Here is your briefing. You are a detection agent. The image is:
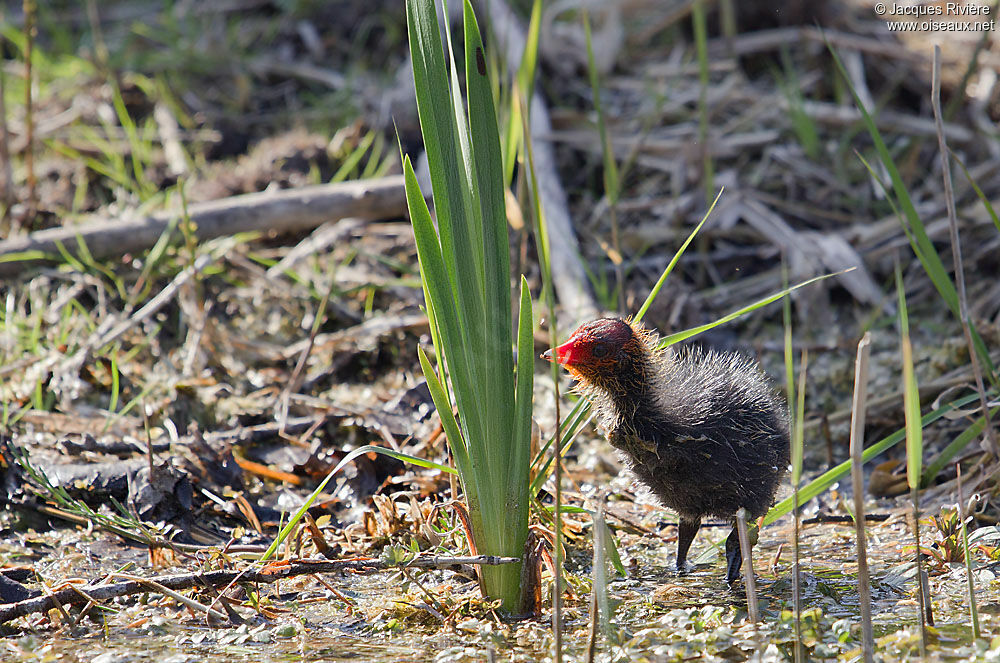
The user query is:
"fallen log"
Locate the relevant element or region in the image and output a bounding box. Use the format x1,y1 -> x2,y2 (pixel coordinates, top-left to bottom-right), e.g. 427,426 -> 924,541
0,175 -> 407,278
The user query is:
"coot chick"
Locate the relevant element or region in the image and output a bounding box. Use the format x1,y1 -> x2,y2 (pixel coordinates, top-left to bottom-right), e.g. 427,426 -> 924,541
542,318 -> 788,584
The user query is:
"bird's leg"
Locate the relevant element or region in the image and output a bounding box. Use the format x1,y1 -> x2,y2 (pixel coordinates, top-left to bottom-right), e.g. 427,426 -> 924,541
724,526 -> 743,585
675,517 -> 701,573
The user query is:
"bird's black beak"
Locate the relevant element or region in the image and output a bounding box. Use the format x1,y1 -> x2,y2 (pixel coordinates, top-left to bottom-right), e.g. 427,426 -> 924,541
541,348 -> 553,361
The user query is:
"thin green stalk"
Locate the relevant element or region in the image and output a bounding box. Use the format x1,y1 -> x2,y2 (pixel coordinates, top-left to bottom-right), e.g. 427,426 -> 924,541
502,0 -> 540,186
829,41 -> 996,386
108,347 -> 120,413
782,265 -> 803,663
898,262 -> 928,656
634,189 -> 722,324
23,0 -> 36,225
552,385 -> 563,662
791,348 -> 807,662
594,495 -> 610,634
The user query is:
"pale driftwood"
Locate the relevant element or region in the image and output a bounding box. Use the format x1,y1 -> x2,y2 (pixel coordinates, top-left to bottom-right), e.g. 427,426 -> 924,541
729,194 -> 885,308
0,175 -> 407,277
709,26 -> 928,63
551,127 -> 782,161
794,99 -> 974,143
485,0 -> 599,324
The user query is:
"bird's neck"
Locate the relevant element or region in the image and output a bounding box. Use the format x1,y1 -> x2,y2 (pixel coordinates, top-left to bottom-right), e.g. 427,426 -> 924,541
606,382 -> 658,420
594,354 -> 662,420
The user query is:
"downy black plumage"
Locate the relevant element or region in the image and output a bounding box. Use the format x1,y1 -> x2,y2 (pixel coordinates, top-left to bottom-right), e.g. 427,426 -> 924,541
543,317 -> 789,584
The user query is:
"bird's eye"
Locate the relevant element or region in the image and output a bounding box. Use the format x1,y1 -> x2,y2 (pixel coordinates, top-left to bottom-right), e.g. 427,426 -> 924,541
591,342 -> 608,359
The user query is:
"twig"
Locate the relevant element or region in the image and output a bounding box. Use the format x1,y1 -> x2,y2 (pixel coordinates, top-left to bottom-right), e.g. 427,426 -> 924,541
280,311 -> 428,360
37,579 -> 77,628
113,573 -> 229,623
277,281 -> 333,438
0,175 -> 408,276
793,99 -> 973,143
709,27 -> 927,63
248,59 -> 346,90
232,453 -> 304,486
204,414 -> 333,446
800,514 -> 889,525
265,217 -> 366,280
53,237 -> 238,390
931,45 -> 999,460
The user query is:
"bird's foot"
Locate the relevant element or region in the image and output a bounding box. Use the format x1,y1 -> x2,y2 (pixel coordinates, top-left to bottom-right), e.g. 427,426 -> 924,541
674,560 -> 695,575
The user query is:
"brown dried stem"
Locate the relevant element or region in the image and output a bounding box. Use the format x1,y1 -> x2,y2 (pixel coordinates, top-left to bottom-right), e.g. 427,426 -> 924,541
930,45 -> 999,461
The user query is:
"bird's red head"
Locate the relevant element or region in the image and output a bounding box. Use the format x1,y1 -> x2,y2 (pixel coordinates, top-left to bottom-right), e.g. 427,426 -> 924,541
541,318 -> 648,384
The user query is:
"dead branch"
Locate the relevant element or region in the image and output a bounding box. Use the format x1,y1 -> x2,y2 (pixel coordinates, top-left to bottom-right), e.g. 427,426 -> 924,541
0,555 -> 519,624
0,175 -> 407,277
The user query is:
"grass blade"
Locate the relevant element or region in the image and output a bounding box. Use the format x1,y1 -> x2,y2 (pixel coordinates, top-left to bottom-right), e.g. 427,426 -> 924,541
418,346 -> 470,474
829,41 -> 996,384
259,443 -> 455,563
762,391 -> 982,525
657,270 -> 847,348
931,45 -> 999,459
899,274 -> 922,493
898,262 -> 929,655
634,189 -> 722,325
464,0 -> 516,486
